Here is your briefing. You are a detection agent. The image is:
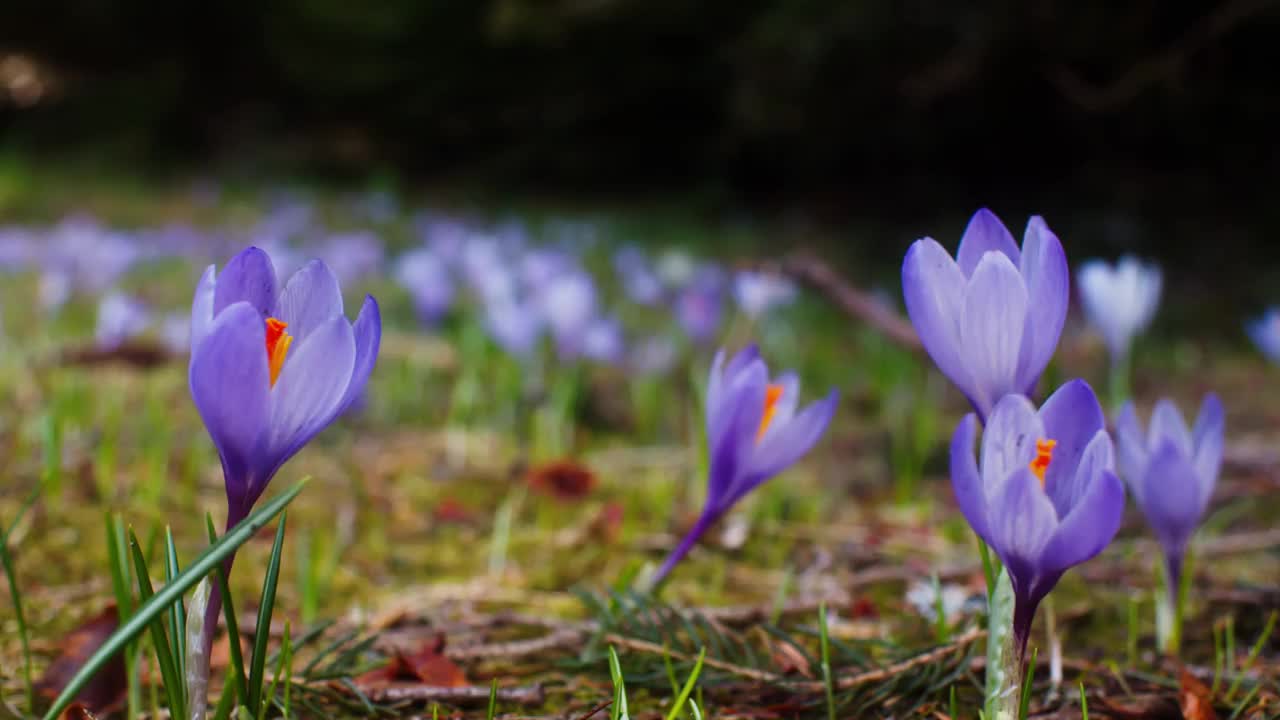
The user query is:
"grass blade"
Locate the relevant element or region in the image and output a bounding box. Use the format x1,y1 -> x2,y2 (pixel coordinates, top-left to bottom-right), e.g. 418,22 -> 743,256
206,514 -> 248,713
0,537 -> 35,713
41,480 -> 308,720
249,511 -> 288,714
164,526 -> 186,692
818,603 -> 836,720
128,529 -> 186,720
260,621 -> 291,720
663,646 -> 705,720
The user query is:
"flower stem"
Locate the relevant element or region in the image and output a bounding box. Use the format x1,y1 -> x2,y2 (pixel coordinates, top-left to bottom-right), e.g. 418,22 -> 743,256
649,511 -> 717,592
985,568 -> 1022,720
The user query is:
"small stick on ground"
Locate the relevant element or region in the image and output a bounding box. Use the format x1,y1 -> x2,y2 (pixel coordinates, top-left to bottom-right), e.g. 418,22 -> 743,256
357,683 -> 546,706
774,251 -> 923,353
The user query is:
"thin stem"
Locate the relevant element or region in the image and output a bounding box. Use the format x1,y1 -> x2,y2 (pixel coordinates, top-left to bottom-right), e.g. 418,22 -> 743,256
650,511 -> 718,591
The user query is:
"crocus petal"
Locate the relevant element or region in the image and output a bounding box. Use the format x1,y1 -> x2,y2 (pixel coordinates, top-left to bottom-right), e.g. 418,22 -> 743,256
1137,440 -> 1206,555
338,296 -> 382,414
1038,379 -> 1106,506
213,247 -> 278,318
989,467 -> 1059,581
190,265 -> 217,351
746,389 -> 838,484
902,238 -> 972,402
980,391 -> 1043,490
956,208 -> 1020,276
274,259 -> 345,343
960,252 -> 1028,416
762,371 -> 802,434
949,414 -> 989,542
1149,399 -> 1193,456
1114,402 -> 1149,500
1041,468 -> 1124,573
1191,393 -> 1224,503
1015,217 -> 1068,391
189,302 -> 271,507
265,314 -> 357,478
706,359 -> 768,509
1045,430 -> 1113,520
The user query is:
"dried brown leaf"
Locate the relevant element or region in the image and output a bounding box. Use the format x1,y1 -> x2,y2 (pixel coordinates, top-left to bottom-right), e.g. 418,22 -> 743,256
35,606 -> 125,716
1180,668 -> 1219,720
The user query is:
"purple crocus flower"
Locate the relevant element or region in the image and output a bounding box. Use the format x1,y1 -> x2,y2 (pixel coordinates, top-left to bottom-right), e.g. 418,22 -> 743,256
652,345 -> 838,586
1245,308 -> 1280,363
903,208 -> 1069,420
95,292 -> 151,349
950,380 -> 1125,658
577,316 -> 626,365
394,247 -> 455,325
485,297 -> 545,359
188,246 -> 380,685
539,270 -> 598,351
189,246 -> 382,527
733,270 -> 798,319
1114,395 -> 1223,601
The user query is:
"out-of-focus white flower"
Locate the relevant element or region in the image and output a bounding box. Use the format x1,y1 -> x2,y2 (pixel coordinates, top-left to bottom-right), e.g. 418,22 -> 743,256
1077,256 -> 1162,362
732,270 -> 798,318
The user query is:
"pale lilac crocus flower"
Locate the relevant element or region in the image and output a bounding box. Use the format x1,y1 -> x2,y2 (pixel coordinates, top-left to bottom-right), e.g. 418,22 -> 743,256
1115,395 -> 1224,604
903,208 -> 1069,420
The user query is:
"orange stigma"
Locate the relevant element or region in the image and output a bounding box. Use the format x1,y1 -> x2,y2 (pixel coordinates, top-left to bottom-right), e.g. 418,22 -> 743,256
264,317 -> 293,387
1029,438 -> 1056,487
757,384 -> 784,441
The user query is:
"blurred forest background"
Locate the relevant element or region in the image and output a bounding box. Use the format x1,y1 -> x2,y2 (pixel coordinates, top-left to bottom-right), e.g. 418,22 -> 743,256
2,0 -> 1280,311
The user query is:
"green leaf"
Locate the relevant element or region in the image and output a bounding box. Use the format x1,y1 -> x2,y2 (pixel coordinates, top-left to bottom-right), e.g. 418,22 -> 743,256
164,526 -> 186,694
663,646 -> 705,720
41,480 -> 307,720
818,603 -> 836,720
1017,646 -> 1038,720
128,529 -> 186,720
0,535 -> 35,713
206,514 -> 248,715
249,511 -> 288,714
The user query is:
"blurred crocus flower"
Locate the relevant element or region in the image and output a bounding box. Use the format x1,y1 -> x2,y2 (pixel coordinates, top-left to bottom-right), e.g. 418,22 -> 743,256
630,335 -> 679,375
486,297 -> 544,359
37,270 -> 72,314
614,246 -> 664,306
48,216 -> 140,293
733,270 -> 798,318
950,380 -> 1124,658
656,249 -> 697,289
1245,308 -> 1280,363
676,291 -> 722,344
189,246 -> 381,528
316,232 -> 384,284
160,312 -> 191,355
394,248 -> 455,325
1115,395 -> 1223,601
652,345 -> 838,585
578,316 -> 626,365
95,292 -> 151,349
540,270 -> 597,349
520,248 -> 571,290
414,213 -> 469,265
1077,257 -> 1162,364
903,208 -> 1069,420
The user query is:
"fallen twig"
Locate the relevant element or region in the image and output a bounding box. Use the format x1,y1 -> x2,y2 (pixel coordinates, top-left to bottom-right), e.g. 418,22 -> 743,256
772,251 -> 923,352
356,682 -> 545,706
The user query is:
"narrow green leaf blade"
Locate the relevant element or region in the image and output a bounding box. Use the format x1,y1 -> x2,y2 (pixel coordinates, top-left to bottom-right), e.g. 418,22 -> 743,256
41,480 -> 307,720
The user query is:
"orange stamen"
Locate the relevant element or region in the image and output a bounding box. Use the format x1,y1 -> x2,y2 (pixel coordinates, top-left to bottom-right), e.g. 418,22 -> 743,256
264,317 -> 293,387
757,383 -> 785,441
1028,438 -> 1056,488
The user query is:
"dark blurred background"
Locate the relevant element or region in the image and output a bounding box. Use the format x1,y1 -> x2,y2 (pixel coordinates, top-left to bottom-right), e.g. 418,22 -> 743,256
2,0 -> 1280,290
